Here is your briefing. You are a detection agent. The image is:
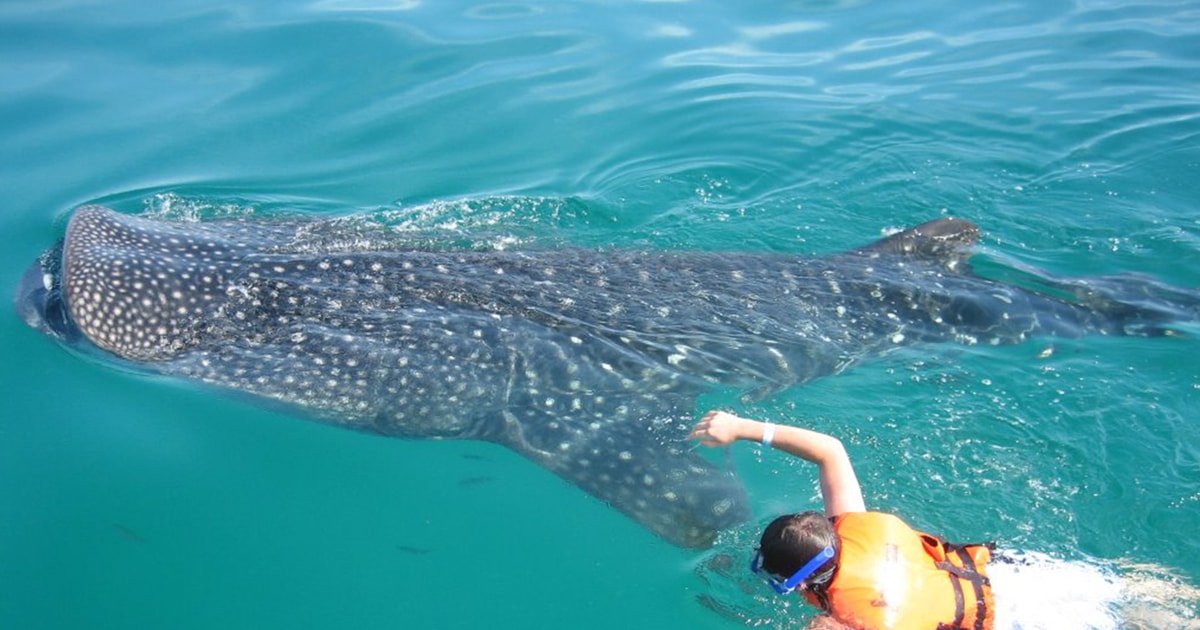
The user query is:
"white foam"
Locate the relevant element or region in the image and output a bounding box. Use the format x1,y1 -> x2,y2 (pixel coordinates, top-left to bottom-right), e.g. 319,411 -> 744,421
989,550 -> 1200,630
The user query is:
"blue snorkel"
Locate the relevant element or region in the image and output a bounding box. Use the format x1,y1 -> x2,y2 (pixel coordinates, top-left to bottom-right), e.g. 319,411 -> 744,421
751,545 -> 836,595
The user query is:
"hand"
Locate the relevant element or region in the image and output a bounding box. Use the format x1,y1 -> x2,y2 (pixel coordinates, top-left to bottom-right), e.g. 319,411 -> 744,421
689,410 -> 747,447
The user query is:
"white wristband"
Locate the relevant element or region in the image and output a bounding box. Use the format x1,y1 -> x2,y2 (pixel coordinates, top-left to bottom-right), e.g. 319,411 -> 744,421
761,422 -> 776,448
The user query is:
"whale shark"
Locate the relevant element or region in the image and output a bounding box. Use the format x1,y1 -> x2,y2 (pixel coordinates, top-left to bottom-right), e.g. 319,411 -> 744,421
15,205 -> 1200,547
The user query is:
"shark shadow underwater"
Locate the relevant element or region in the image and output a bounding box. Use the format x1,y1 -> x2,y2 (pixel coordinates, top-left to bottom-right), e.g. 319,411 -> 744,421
15,205 -> 1200,547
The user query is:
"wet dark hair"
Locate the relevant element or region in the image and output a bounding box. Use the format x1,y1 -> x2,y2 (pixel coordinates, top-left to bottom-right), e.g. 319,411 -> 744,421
758,511 -> 839,579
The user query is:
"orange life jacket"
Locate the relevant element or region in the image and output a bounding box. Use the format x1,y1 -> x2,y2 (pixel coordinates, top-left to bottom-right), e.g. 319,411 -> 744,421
803,512 -> 994,630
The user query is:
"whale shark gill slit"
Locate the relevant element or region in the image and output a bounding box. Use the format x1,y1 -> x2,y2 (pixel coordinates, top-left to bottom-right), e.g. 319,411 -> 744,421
15,204 -> 1200,547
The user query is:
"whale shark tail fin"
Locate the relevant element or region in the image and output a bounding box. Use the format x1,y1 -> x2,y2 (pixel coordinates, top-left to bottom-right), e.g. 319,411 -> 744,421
1034,271 -> 1200,338
855,217 -> 981,264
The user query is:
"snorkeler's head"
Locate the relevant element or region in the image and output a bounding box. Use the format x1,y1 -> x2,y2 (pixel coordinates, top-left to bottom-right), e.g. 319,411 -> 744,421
755,511 -> 839,591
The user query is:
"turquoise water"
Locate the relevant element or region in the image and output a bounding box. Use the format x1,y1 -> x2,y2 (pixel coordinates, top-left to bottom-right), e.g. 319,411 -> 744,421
2,0 -> 1199,628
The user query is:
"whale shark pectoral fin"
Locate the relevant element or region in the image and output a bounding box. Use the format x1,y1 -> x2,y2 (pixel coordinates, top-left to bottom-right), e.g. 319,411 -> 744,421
490,406 -> 750,548
855,217 -> 981,264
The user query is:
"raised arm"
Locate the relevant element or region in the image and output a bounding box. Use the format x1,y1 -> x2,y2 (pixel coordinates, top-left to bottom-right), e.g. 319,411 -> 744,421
689,410 -> 866,517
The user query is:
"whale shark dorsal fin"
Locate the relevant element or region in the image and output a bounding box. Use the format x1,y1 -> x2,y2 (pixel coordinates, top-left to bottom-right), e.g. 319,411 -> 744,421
855,217 -> 980,259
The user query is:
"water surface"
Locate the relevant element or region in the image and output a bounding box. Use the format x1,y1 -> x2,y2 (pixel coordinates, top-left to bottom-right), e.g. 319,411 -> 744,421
2,1 -> 1198,628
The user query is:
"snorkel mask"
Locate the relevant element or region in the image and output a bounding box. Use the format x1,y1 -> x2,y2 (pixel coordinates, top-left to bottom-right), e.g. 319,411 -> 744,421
751,545 -> 836,595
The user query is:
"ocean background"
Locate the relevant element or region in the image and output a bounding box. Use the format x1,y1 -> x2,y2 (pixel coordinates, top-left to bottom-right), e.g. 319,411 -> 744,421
2,0 -> 1199,628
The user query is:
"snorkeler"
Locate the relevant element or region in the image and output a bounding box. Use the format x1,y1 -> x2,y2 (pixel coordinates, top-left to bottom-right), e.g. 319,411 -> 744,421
689,410 -> 995,630
689,410 -> 1200,630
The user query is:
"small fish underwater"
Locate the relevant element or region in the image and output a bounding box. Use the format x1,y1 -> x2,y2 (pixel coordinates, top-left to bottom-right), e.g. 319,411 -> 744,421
14,205 -> 1200,547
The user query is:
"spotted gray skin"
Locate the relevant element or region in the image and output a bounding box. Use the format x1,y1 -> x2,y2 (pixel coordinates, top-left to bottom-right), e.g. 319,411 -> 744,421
15,206 -> 1200,547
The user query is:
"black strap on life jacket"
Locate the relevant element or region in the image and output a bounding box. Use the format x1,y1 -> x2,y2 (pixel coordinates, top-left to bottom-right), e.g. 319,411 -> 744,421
934,541 -> 994,630
936,569 -> 967,630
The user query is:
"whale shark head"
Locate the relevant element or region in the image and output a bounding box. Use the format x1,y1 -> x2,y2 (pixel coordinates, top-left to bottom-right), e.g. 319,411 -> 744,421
16,242 -> 79,346
20,206 -> 287,364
